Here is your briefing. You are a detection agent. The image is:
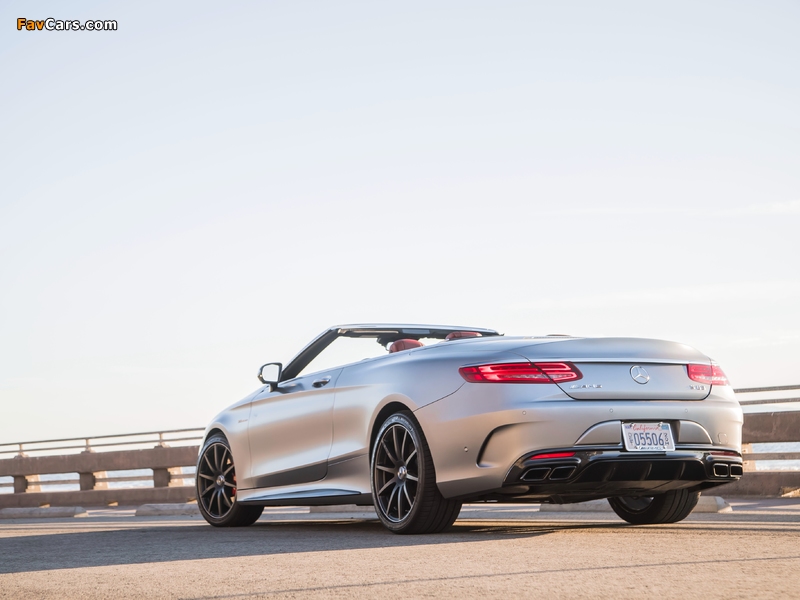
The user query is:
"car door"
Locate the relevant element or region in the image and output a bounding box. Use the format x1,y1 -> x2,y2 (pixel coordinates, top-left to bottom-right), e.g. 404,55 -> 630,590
246,366 -> 343,489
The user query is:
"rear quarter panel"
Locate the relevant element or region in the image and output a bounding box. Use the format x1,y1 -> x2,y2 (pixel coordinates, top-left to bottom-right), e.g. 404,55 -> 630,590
328,345 -> 527,464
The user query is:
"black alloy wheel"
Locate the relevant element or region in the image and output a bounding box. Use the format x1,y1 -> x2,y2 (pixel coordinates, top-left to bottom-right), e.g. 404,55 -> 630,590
196,434 -> 263,527
374,421 -> 420,522
607,489 -> 700,525
371,411 -> 461,534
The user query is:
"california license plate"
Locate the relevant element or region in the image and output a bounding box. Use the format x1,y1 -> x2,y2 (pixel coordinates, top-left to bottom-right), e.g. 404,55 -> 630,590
622,422 -> 675,452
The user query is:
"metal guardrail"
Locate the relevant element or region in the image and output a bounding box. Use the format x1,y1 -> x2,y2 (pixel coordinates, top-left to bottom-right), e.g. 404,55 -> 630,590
735,384 -> 800,406
0,428 -> 205,458
734,384 -> 800,394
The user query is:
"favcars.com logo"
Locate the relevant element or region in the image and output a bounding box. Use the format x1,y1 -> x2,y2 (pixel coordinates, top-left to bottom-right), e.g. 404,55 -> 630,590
17,18 -> 118,31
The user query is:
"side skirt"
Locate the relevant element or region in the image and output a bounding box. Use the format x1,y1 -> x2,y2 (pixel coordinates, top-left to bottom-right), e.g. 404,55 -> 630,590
239,490 -> 373,507
237,452 -> 372,507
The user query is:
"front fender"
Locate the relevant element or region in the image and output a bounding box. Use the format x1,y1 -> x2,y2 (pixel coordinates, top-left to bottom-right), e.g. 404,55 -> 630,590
200,389 -> 261,487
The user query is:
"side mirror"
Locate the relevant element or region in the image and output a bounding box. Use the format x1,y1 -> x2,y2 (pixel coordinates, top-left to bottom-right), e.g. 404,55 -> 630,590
257,362 -> 282,388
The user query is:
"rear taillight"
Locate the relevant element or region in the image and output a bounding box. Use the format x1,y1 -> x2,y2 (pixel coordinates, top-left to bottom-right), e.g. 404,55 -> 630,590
458,362 -> 582,383
687,363 -> 729,386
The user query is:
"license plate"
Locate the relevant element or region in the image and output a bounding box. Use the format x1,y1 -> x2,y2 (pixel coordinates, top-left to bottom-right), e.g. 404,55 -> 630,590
621,422 -> 675,451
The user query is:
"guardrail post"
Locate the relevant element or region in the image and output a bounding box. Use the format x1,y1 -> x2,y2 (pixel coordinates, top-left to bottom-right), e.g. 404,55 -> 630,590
13,475 -> 28,494
77,441 -> 99,490
10,475 -> 41,493
12,452 -> 40,493
79,472 -> 96,491
153,468 -> 171,487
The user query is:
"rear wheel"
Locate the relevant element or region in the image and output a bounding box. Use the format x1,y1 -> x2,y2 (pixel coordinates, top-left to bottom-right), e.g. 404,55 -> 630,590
196,434 -> 263,527
608,489 -> 699,524
371,411 -> 461,534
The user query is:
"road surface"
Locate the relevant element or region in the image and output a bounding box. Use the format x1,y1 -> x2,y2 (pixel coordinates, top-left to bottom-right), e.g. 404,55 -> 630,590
2,499 -> 799,599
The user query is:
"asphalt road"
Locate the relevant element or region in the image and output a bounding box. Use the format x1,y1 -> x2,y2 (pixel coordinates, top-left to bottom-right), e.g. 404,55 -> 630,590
2,499 -> 800,599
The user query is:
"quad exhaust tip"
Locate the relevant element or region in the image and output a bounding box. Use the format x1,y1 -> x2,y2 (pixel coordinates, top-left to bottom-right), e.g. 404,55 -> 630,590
712,463 -> 742,477
521,465 -> 577,482
713,463 -> 729,477
521,467 -> 551,482
549,466 -> 577,480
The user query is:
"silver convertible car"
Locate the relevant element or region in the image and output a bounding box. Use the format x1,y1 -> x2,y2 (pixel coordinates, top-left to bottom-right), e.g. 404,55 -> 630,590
196,324 -> 743,534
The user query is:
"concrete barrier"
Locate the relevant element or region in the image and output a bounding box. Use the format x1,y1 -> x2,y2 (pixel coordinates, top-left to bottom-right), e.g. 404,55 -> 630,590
743,411 -> 800,444
716,472 -> 800,497
1,408 -> 798,509
0,446 -> 200,477
0,445 -> 199,509
135,503 -> 200,517
0,485 -> 197,509
0,506 -> 88,519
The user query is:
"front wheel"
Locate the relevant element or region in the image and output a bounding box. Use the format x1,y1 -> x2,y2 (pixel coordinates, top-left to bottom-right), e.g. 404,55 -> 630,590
196,433 -> 263,527
370,411 -> 461,534
608,489 -> 700,525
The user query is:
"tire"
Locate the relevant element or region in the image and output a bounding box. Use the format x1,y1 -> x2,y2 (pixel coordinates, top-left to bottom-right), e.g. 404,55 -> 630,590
370,411 -> 462,534
196,433 -> 263,527
607,489 -> 700,525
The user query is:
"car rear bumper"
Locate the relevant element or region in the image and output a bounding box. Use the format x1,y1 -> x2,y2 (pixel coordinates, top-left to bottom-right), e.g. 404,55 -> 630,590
414,382 -> 743,500
483,448 -> 743,503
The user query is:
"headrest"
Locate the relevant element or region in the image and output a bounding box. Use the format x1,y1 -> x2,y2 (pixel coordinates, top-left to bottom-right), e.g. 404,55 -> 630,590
445,331 -> 483,341
388,339 -> 424,353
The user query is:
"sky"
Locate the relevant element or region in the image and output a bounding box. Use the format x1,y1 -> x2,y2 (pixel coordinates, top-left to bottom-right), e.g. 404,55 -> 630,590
1,1 -> 798,444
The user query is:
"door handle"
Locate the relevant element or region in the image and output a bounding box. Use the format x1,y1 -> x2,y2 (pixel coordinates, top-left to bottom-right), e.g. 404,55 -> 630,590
312,377 -> 331,388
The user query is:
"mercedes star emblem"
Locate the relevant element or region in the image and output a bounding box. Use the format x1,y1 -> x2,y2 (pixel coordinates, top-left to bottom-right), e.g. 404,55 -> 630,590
630,365 -> 650,384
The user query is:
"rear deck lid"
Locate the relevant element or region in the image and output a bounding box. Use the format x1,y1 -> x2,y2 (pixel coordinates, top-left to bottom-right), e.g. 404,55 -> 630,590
512,337 -> 712,400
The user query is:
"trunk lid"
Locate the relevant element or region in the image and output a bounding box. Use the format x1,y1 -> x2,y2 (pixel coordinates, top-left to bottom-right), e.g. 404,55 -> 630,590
513,337 -> 712,400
